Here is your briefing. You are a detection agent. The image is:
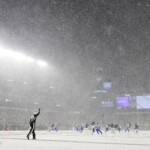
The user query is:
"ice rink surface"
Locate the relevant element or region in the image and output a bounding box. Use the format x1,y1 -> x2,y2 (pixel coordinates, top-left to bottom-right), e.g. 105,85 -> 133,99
0,130 -> 150,150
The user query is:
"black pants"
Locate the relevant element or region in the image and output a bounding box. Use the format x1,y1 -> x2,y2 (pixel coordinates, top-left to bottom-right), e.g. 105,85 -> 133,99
27,124 -> 36,139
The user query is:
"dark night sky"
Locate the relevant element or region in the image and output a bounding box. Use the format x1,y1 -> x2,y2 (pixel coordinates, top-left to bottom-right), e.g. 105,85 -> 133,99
0,0 -> 150,99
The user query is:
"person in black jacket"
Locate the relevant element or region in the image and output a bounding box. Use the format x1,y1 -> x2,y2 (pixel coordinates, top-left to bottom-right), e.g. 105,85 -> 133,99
27,108 -> 40,140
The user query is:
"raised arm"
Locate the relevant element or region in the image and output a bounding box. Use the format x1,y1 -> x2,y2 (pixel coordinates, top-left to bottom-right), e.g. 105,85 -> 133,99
34,108 -> 40,117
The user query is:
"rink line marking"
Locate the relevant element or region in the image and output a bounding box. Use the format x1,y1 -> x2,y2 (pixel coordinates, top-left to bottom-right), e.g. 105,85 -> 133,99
47,134 -> 150,139
0,137 -> 150,147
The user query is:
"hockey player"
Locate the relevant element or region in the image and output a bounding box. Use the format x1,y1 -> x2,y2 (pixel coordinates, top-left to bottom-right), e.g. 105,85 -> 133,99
117,124 -> 122,133
55,123 -> 58,131
105,124 -> 109,133
92,125 -> 96,134
27,108 -> 40,140
125,122 -> 131,133
96,122 -> 103,135
51,123 -> 55,130
91,120 -> 96,134
85,123 -> 89,129
134,123 -> 138,133
75,124 -> 79,132
80,123 -> 84,133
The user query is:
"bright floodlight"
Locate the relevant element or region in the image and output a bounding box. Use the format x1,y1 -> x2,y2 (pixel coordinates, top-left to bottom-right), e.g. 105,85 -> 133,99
0,47 -> 48,66
37,60 -> 47,67
0,49 -> 26,61
26,57 -> 35,63
14,52 -> 27,61
0,49 -> 15,58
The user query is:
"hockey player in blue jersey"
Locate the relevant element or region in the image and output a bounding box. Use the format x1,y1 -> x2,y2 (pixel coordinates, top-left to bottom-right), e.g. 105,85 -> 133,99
91,120 -> 96,134
55,123 -> 58,131
125,123 -> 131,133
75,124 -> 79,132
92,125 -> 96,134
96,122 -> 103,135
80,123 -> 84,133
105,124 -> 109,133
117,124 -> 122,133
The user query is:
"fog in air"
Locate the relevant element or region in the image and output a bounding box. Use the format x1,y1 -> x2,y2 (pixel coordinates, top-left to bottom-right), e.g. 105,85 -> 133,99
0,0 -> 150,131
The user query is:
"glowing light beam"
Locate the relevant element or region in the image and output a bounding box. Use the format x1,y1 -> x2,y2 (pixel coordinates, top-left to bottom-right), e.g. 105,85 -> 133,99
37,60 -> 47,67
0,47 -> 48,67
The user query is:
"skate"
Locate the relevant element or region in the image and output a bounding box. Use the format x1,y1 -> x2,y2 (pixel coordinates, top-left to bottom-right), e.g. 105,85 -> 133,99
27,135 -> 29,140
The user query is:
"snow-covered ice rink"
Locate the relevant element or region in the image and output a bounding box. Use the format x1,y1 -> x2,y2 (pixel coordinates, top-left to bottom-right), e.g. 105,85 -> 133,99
0,130 -> 150,150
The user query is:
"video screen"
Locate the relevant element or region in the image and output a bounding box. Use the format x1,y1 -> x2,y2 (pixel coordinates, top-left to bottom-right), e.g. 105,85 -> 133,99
101,101 -> 114,107
136,96 -> 150,109
103,82 -> 112,88
128,96 -> 136,108
116,97 -> 128,107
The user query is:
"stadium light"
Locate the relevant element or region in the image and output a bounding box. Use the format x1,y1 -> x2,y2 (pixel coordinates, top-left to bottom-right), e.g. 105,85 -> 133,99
14,52 -> 27,61
0,47 -> 48,67
26,56 -> 35,63
37,60 -> 47,67
0,49 -> 15,58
